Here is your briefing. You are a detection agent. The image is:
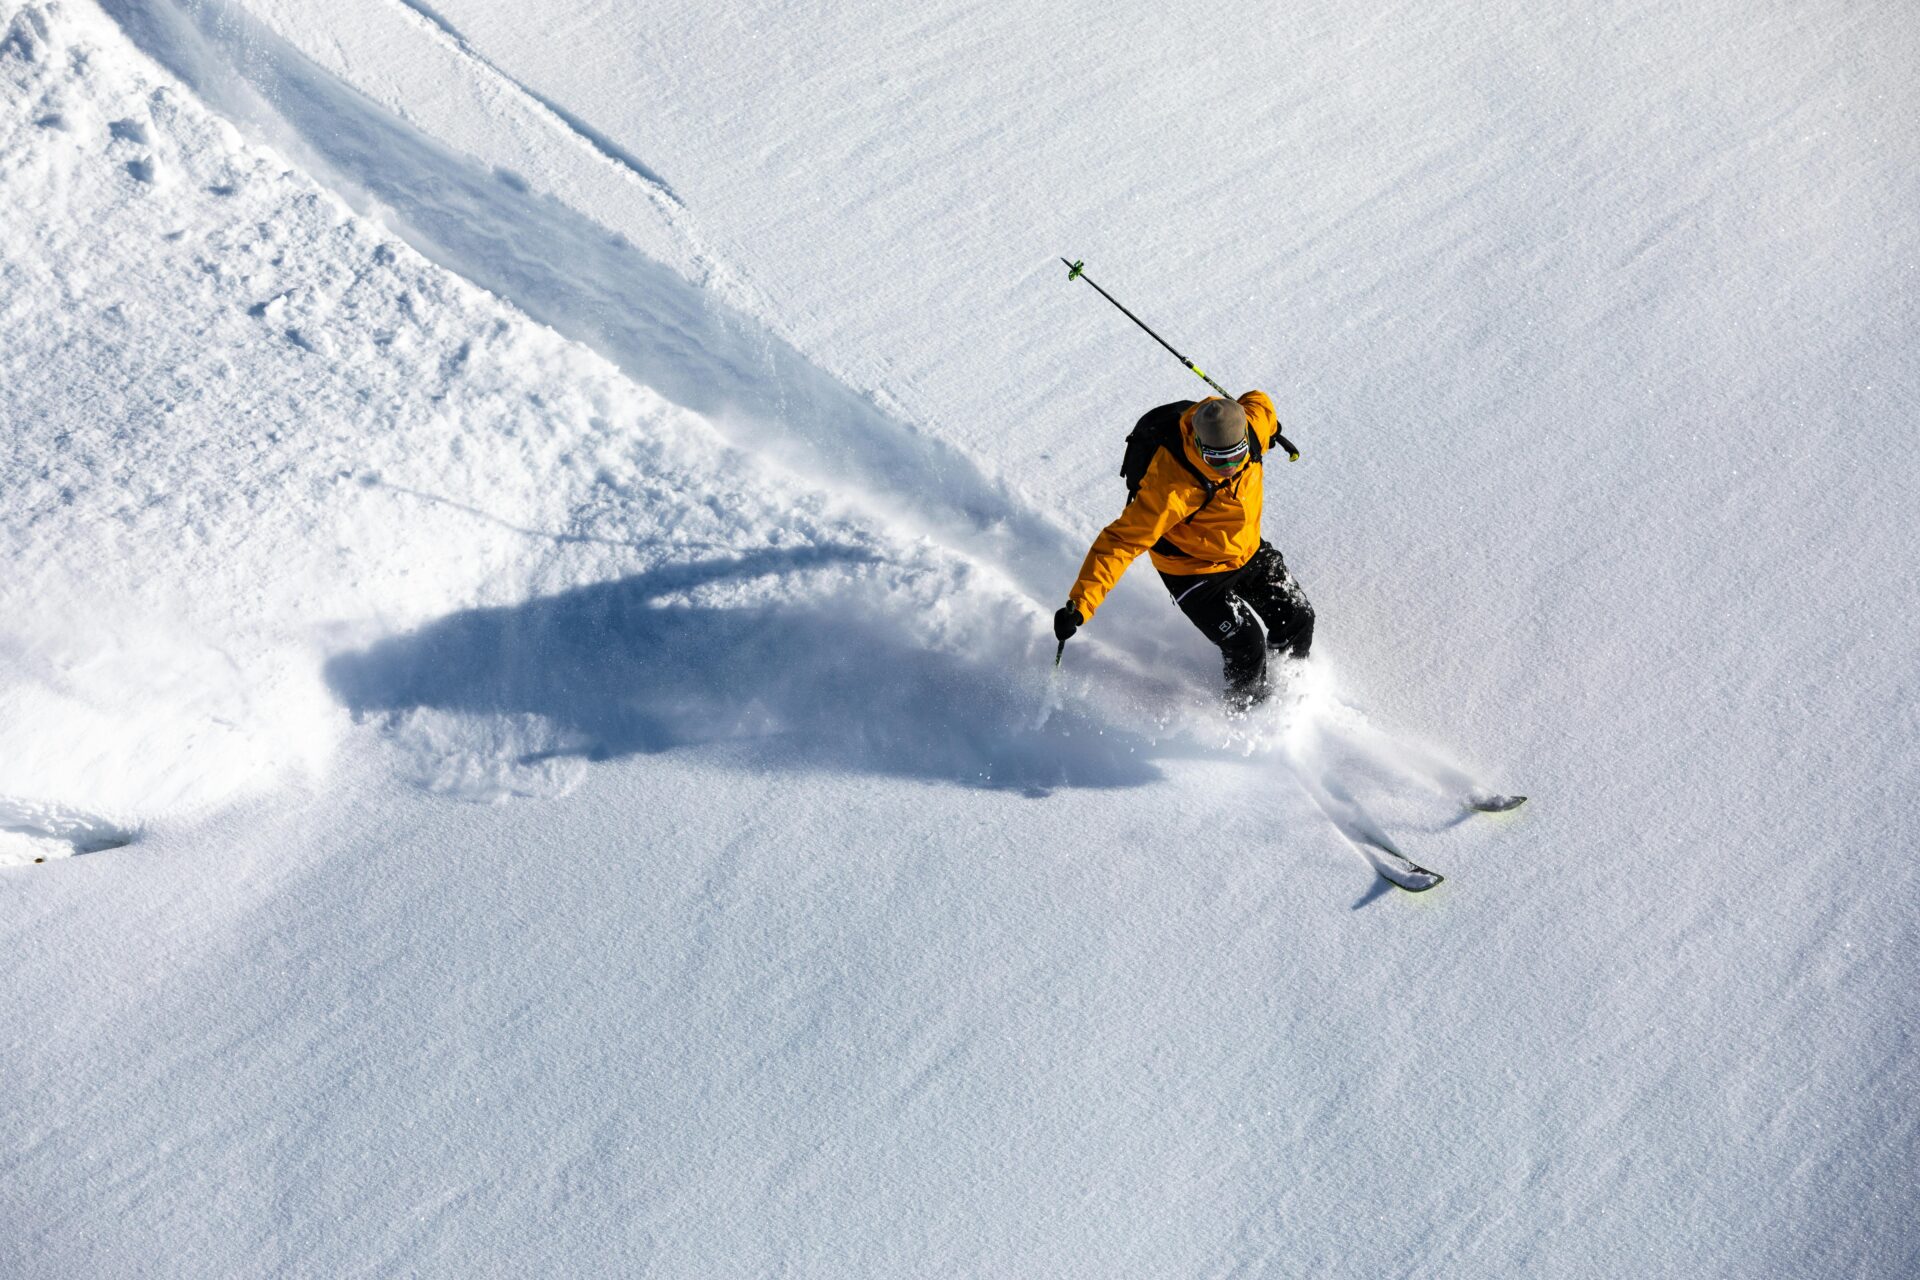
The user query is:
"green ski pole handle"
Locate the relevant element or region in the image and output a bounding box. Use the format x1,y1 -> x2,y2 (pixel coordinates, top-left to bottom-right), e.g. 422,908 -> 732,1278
1061,258 -> 1300,461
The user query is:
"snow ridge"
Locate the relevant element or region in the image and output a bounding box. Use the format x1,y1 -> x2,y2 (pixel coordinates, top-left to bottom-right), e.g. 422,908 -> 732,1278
94,0 -> 1083,605
382,0 -> 683,203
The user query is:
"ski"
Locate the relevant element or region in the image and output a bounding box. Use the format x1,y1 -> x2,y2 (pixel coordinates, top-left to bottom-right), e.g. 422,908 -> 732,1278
1367,843 -> 1444,892
1362,796 -> 1522,891
1467,793 -> 1527,813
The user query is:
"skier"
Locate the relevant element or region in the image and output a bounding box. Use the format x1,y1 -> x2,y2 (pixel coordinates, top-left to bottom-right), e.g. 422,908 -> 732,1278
1053,392 -> 1313,710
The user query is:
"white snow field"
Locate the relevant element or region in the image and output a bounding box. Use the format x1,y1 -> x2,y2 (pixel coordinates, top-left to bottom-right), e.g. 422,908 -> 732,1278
3,0 -> 1916,1273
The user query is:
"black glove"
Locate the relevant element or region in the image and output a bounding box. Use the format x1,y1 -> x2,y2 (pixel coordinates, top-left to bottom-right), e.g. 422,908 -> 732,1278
1053,605 -> 1082,644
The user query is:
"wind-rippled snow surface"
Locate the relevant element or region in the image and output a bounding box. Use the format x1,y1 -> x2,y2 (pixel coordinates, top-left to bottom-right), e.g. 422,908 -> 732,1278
3,0 -> 1916,1275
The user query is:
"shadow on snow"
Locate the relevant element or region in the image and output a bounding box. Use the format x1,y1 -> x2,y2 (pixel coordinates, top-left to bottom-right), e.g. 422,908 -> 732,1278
323,547 -> 1159,794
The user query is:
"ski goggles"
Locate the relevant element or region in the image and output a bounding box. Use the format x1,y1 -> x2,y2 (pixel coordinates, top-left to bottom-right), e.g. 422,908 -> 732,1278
1198,436 -> 1251,471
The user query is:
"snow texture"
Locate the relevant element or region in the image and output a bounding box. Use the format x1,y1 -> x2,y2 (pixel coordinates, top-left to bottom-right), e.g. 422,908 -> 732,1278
3,0 -> 1917,1275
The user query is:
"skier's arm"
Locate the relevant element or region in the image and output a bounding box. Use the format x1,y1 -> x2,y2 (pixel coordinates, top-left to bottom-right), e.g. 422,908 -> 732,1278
1240,390 -> 1279,451
1066,457 -> 1192,622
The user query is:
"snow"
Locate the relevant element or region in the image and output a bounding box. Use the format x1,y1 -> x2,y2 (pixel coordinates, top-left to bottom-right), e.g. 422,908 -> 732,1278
3,0 -> 1917,1275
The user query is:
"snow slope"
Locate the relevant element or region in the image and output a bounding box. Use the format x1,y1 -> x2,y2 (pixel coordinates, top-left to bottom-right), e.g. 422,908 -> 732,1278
4,0 -> 1918,1275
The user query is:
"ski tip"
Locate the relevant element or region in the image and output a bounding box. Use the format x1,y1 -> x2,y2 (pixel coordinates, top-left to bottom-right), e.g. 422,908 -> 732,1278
1379,863 -> 1443,892
1468,794 -> 1527,813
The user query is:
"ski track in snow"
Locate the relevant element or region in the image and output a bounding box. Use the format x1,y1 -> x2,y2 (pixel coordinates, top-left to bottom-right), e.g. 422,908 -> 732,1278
381,0 -> 684,203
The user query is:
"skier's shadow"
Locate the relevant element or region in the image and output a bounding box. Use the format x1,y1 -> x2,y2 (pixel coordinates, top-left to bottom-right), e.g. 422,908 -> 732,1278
1349,877 -> 1397,910
323,546 -> 1158,793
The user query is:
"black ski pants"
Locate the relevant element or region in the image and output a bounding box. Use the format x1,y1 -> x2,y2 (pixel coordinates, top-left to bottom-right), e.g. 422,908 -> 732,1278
1157,541 -> 1314,699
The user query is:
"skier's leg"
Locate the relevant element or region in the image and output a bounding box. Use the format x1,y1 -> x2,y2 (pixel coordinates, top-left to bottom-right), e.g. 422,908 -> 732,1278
1160,568 -> 1270,708
1216,598 -> 1269,710
1238,541 -> 1314,659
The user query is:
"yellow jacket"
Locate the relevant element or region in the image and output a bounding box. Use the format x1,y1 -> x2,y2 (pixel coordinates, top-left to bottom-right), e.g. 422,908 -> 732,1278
1067,391 -> 1280,622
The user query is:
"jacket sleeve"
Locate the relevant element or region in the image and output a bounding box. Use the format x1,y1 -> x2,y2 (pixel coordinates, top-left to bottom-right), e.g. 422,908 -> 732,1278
1067,454 -> 1194,622
1240,390 -> 1278,452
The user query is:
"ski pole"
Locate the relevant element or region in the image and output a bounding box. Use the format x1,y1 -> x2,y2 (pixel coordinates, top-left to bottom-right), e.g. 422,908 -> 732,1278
1061,258 -> 1299,461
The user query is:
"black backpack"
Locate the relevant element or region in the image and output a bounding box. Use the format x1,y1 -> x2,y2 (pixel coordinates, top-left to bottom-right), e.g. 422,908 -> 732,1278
1119,400 -> 1263,525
